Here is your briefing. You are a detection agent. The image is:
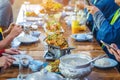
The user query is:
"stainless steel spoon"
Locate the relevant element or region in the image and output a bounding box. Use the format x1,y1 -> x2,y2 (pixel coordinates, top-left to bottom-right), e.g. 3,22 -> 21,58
88,54 -> 107,64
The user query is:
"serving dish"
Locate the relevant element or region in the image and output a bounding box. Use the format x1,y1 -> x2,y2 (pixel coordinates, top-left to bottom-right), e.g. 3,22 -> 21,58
39,0 -> 63,14
93,57 -> 118,69
59,53 -> 93,80
44,45 -> 74,60
71,33 -> 93,41
43,23 -> 64,35
44,33 -> 74,60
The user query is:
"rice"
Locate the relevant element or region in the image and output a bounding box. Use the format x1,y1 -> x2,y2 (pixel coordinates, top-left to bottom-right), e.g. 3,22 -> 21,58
95,58 -> 110,67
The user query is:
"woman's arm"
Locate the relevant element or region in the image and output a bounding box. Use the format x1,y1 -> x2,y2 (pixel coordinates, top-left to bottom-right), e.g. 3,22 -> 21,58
0,24 -> 22,49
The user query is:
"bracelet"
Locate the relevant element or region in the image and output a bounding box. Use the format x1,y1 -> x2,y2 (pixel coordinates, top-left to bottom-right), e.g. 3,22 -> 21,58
0,49 -> 5,56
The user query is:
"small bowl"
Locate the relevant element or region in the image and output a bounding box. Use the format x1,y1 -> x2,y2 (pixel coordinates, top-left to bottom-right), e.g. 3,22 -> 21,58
29,60 -> 43,72
31,25 -> 38,29
30,31 -> 41,37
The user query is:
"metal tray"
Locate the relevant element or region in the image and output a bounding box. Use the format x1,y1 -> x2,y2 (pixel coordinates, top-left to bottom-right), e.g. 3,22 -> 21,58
44,44 -> 75,60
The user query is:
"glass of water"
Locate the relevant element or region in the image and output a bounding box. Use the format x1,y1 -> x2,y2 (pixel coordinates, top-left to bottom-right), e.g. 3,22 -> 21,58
17,56 -> 30,80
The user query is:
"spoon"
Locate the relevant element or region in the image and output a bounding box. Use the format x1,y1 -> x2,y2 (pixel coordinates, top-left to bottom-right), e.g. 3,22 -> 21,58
88,54 -> 107,63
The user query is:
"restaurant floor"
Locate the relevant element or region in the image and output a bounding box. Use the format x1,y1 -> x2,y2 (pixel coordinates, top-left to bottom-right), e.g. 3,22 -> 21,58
12,0 -> 42,22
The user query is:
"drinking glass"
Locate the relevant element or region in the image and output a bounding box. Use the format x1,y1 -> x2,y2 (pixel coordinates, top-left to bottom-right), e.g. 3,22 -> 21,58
23,1 -> 30,22
17,55 -> 30,80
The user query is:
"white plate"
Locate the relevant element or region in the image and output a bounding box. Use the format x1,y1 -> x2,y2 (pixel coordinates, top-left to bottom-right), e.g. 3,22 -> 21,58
94,58 -> 118,69
71,33 -> 93,41
17,35 -> 39,44
24,17 -> 43,22
11,38 -> 21,48
18,22 -> 32,26
12,54 -> 33,66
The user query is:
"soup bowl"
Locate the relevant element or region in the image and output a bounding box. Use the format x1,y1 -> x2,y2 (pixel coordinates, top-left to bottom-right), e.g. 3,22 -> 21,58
59,53 -> 93,80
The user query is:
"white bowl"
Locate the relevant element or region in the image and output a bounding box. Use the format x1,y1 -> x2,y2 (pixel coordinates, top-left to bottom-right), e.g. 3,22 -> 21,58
30,31 -> 41,37
29,60 -> 43,72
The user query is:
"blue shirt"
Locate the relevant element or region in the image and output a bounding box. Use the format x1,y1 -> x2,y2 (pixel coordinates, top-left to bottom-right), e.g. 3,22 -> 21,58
87,0 -> 120,60
0,0 -> 13,28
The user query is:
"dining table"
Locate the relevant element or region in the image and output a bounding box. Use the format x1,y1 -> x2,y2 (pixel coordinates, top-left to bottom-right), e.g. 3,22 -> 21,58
0,3 -> 120,80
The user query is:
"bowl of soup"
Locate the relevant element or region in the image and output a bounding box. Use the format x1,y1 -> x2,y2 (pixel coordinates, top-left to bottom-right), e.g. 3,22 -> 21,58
59,53 -> 93,80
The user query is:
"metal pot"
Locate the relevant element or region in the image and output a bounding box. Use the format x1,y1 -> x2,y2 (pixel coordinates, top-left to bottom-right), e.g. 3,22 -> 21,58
59,53 -> 93,80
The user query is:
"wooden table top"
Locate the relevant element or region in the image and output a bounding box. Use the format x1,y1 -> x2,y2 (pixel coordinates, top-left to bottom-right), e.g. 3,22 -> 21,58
0,4 -> 120,80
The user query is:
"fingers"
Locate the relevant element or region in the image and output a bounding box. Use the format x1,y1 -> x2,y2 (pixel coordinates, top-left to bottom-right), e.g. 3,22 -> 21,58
10,48 -> 20,54
1,56 -> 15,68
114,53 -> 120,62
108,48 -> 113,54
3,56 -> 15,69
108,46 -> 120,62
9,24 -> 23,37
9,23 -> 16,27
9,23 -> 23,31
5,48 -> 20,55
110,48 -> 120,62
8,23 -> 16,31
111,43 -> 118,49
85,5 -> 99,15
108,43 -> 119,55
109,48 -> 117,55
85,5 -> 93,13
6,56 -> 15,64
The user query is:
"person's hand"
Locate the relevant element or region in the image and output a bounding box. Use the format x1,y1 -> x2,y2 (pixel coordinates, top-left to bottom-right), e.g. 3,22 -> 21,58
85,5 -> 99,15
3,23 -> 23,38
3,23 -> 15,37
8,24 -> 23,38
115,0 -> 120,6
76,1 -> 85,9
5,48 -> 20,55
108,43 -> 120,62
0,56 -> 15,69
